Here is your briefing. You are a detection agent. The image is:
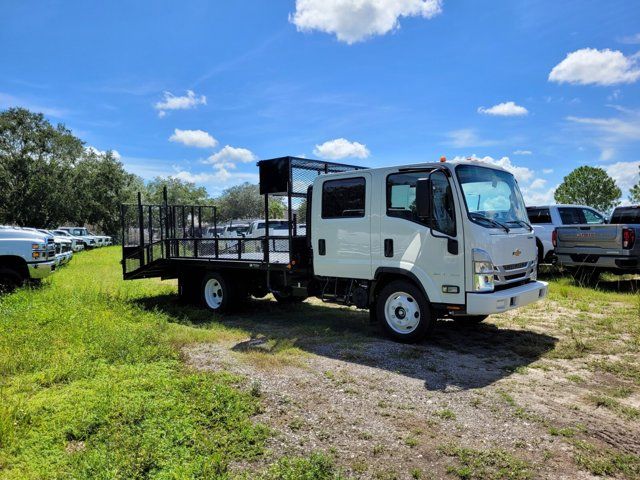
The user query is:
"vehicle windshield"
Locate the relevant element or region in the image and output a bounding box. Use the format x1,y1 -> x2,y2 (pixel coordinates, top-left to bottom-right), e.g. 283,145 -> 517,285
455,164 -> 529,228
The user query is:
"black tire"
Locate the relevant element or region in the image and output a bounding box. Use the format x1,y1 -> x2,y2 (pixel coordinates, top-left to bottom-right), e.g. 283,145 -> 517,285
376,280 -> 434,343
201,272 -> 234,313
0,268 -> 23,294
453,315 -> 488,325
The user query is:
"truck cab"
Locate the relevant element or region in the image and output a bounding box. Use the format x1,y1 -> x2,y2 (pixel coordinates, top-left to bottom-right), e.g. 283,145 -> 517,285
0,227 -> 57,292
311,161 -> 547,341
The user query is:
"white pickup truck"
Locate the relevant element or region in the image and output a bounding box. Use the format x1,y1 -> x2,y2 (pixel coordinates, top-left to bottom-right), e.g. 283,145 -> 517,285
526,204 -> 606,264
57,227 -> 101,248
0,227 -> 57,292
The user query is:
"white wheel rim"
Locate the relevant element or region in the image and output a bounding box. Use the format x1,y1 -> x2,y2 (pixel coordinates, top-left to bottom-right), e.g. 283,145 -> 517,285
384,291 -> 420,334
204,278 -> 223,309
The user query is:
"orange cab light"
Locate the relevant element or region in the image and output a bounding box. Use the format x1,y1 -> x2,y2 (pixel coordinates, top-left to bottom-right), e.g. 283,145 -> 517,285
440,156 -> 447,163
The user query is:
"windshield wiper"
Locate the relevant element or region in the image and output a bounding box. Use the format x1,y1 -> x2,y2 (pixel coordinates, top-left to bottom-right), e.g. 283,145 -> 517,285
507,220 -> 533,232
470,212 -> 510,232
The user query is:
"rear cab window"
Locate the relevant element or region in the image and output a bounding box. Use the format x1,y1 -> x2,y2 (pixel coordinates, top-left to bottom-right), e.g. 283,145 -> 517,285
558,208 -> 605,225
526,207 -> 552,224
610,207 -> 640,224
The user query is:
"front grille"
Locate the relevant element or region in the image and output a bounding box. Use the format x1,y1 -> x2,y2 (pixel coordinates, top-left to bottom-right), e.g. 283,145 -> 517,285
502,262 -> 527,271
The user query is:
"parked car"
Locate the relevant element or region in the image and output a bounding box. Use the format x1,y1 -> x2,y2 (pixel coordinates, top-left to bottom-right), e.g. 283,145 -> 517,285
57,227 -> 100,248
220,223 -> 250,238
245,219 -> 292,252
526,204 -> 606,264
51,229 -> 86,252
0,227 -> 57,292
32,229 -> 74,265
554,205 -> 640,276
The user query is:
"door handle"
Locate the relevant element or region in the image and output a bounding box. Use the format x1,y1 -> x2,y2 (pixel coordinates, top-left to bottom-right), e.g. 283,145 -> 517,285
384,238 -> 393,257
318,239 -> 326,255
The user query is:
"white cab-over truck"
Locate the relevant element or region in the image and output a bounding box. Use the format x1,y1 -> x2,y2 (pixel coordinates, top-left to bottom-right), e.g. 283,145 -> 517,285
121,157 -> 547,343
526,204 -> 606,264
0,227 -> 57,292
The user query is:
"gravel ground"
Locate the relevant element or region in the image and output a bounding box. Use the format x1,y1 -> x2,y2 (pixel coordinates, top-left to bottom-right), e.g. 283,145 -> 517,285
183,297 -> 639,479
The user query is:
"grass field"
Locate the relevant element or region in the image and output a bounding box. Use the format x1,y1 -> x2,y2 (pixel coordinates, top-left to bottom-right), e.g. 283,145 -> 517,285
1,247 -> 639,479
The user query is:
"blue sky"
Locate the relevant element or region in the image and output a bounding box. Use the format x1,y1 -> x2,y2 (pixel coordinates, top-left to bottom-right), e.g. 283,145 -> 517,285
1,0 -> 639,203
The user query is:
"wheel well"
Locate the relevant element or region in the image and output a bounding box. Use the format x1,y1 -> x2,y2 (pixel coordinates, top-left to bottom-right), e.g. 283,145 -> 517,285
0,256 -> 29,280
535,238 -> 544,263
372,269 -> 429,305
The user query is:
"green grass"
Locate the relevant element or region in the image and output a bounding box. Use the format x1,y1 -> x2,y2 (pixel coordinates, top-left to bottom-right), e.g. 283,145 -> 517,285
438,444 -> 532,480
0,248 -> 274,479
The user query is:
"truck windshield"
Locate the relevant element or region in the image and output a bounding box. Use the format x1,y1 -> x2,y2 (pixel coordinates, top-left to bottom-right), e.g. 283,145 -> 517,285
455,165 -> 529,228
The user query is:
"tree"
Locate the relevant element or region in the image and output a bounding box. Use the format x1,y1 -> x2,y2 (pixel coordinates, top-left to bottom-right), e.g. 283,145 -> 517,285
554,166 -> 621,212
215,182 -> 284,220
144,177 -> 210,205
0,108 -> 84,227
629,166 -> 640,203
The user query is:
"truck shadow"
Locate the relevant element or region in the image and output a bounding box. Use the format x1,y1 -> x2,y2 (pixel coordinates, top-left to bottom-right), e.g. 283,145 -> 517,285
133,295 -> 557,392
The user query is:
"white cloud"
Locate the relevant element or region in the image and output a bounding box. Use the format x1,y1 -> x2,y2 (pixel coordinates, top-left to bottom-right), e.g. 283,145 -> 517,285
154,90 -> 206,117
513,150 -> 532,155
566,114 -> 640,140
478,101 -> 528,117
206,145 -> 258,165
445,129 -> 497,148
601,160 -> 640,194
451,154 -> 534,183
549,48 -> 640,86
542,168 -> 554,174
600,147 -> 615,161
169,128 -> 218,148
528,178 -> 547,190
86,146 -> 121,160
313,138 -> 370,159
521,186 -> 557,205
289,0 -> 442,44
618,33 -> 640,45
172,168 -> 259,193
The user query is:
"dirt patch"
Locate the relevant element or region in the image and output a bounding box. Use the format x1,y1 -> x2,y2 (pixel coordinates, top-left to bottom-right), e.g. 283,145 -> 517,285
182,306 -> 639,478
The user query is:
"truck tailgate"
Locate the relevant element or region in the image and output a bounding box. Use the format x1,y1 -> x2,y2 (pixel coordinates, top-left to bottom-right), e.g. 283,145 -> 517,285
556,225 -> 623,253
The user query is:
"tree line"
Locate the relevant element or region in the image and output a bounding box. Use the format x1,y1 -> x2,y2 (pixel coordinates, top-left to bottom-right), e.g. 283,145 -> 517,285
1,108 -> 638,238
0,108 -> 286,237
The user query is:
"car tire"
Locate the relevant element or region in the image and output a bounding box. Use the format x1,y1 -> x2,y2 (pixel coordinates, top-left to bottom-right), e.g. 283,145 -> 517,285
201,272 -> 234,313
0,268 -> 23,294
376,280 -> 434,343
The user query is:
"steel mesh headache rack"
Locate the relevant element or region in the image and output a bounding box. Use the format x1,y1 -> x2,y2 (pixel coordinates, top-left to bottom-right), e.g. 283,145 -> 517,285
120,156 -> 365,280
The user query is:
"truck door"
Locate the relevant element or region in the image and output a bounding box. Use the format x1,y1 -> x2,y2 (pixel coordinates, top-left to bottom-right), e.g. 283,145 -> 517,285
379,169 -> 465,305
312,173 -> 372,279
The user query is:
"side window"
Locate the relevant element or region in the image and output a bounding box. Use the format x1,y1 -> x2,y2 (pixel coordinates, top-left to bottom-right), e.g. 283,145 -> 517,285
387,172 -> 423,225
431,171 -> 456,237
582,208 -> 604,224
558,208 -> 586,225
322,177 -> 366,218
527,208 -> 552,224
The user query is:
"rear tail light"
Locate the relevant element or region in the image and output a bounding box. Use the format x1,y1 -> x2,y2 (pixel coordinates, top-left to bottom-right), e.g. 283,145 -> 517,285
552,229 -> 557,248
622,228 -> 635,250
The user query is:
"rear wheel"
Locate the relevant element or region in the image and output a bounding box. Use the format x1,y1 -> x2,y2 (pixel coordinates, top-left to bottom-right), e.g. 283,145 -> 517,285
376,280 -> 434,343
201,272 -> 234,312
0,268 -> 23,294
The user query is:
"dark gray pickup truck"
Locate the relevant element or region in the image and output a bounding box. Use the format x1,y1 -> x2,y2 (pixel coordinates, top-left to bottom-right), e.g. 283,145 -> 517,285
554,206 -> 639,274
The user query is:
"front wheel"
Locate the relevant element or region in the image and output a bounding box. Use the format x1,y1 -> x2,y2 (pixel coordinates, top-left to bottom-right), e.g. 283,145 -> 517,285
201,272 -> 234,313
376,280 -> 434,343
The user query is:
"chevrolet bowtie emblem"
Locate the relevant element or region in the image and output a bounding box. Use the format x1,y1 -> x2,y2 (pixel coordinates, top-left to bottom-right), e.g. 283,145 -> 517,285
513,249 -> 522,257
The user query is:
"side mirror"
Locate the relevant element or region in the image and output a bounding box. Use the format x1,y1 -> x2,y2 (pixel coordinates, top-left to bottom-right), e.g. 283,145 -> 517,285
416,177 -> 431,220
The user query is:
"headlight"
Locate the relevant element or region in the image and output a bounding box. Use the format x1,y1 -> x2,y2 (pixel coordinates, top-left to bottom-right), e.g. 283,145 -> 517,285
530,257 -> 538,281
472,248 -> 495,292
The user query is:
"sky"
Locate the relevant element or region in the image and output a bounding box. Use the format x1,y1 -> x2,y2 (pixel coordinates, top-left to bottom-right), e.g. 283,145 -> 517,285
1,0 -> 639,204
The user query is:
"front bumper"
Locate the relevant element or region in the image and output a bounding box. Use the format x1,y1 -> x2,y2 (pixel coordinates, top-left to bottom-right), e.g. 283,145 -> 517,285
27,260 -> 57,279
466,281 -> 548,315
